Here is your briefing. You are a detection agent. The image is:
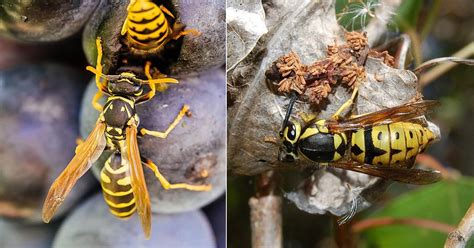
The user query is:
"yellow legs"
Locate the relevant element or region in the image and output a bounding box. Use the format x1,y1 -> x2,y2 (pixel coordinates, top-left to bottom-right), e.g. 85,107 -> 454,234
140,103 -> 211,192
331,86 -> 359,121
140,61 -> 179,102
140,105 -> 189,138
86,37 -> 108,112
144,160 -> 212,191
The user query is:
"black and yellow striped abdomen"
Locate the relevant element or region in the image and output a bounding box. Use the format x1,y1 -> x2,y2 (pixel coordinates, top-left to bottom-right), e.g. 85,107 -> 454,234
350,122 -> 435,166
124,0 -> 171,50
100,152 -> 136,219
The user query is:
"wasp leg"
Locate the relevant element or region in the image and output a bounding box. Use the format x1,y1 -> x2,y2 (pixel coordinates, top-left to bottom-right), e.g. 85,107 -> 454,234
144,159 -> 212,191
120,19 -> 128,36
331,86 -> 359,121
169,21 -> 200,41
137,62 -> 179,104
92,91 -> 105,112
159,5 -> 175,19
298,112 -> 318,124
86,37 -> 109,112
145,61 -> 168,93
140,105 -> 189,138
172,28 -> 201,40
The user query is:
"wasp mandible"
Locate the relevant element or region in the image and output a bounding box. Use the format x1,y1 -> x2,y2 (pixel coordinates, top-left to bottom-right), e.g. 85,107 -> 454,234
42,38 -> 211,239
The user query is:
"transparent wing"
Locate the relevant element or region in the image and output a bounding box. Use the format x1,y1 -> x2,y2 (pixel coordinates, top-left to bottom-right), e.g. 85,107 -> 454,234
126,123 -> 151,239
327,100 -> 439,132
42,121 -> 106,222
329,160 -> 442,185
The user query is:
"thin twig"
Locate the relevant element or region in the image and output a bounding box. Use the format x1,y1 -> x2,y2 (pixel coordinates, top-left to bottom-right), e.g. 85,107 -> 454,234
415,154 -> 457,180
414,57 -> 474,74
419,42 -> 474,86
249,171 -> 282,248
445,203 -> 474,248
352,217 -> 456,234
405,28 -> 423,66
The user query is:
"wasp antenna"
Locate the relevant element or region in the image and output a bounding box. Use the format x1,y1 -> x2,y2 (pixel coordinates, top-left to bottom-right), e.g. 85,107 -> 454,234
146,78 -> 179,85
281,92 -> 298,131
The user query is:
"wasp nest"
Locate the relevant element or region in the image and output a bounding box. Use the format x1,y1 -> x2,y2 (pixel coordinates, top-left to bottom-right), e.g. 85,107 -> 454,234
269,31 -> 394,104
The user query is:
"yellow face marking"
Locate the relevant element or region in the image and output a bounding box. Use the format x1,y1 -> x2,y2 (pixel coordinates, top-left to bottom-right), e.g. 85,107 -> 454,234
109,206 -> 137,218
121,106 -> 126,112
117,177 -> 131,186
107,126 -> 113,132
351,129 -> 365,163
388,123 -> 407,165
104,197 -> 135,209
371,125 -> 390,165
100,171 -> 111,184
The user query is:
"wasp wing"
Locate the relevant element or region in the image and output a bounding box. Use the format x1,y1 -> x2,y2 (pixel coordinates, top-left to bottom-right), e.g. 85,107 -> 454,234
42,121 -> 106,223
126,124 -> 151,239
327,100 -> 439,132
328,160 -> 442,185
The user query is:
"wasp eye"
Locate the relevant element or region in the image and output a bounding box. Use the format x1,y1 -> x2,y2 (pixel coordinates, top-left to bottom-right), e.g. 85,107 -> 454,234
287,124 -> 297,141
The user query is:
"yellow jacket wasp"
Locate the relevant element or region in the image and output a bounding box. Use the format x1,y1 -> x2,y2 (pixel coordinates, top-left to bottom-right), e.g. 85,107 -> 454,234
279,89 -> 442,185
121,0 -> 199,57
42,38 -> 211,239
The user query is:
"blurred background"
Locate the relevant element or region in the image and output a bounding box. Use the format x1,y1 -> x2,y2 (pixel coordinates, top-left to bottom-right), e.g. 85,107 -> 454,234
0,0 -> 225,247
228,0 -> 474,247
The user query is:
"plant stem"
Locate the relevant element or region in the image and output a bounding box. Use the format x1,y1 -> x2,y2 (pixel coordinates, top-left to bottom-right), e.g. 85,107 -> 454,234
415,154 -> 456,179
352,217 -> 455,234
249,171 -> 282,248
445,203 -> 474,248
419,42 -> 474,86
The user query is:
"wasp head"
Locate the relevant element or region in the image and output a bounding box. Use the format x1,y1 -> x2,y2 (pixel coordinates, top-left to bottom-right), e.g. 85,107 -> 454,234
278,121 -> 301,162
108,72 -> 143,97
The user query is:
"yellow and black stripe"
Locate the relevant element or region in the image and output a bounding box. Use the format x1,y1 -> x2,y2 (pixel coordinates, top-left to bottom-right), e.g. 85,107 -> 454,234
124,0 -> 172,50
100,152 -> 136,219
350,122 -> 435,166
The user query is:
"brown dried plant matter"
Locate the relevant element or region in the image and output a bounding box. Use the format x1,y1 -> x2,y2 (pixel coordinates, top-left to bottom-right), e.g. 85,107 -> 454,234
273,31 -> 394,104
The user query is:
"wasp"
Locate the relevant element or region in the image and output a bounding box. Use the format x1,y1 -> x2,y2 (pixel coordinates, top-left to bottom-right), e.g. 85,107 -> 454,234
42,38 -> 211,239
278,89 -> 442,185
121,0 -> 200,57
